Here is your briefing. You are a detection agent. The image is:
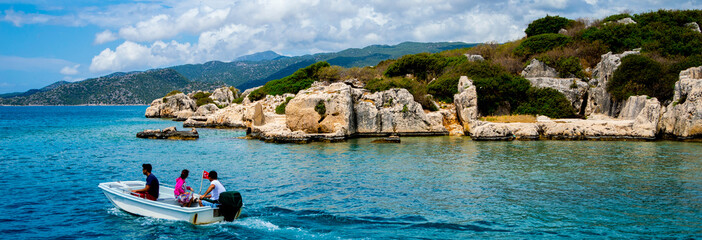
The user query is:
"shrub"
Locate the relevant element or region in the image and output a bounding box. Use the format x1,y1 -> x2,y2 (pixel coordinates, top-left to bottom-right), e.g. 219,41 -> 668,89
232,97 -> 244,104
275,96 -> 294,114
248,61 -> 330,101
535,56 -> 585,78
514,88 -> 576,118
317,66 -> 343,82
401,104 -> 409,113
607,54 -> 670,101
165,90 -> 182,97
427,76 -> 459,103
525,15 -> 575,37
196,97 -> 214,107
473,73 -> 531,115
192,92 -> 211,100
315,100 -> 326,115
384,53 -> 464,81
602,13 -> 633,23
515,34 -> 571,56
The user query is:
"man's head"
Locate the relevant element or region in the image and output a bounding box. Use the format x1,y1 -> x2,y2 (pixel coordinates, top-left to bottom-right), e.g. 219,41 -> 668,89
142,164 -> 152,175
208,170 -> 218,181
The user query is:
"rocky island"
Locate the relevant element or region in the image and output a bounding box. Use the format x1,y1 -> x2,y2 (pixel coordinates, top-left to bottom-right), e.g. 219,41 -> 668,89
144,10 -> 702,143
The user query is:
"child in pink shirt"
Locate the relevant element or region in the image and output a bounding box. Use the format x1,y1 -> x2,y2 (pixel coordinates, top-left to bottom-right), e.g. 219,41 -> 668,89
174,169 -> 194,206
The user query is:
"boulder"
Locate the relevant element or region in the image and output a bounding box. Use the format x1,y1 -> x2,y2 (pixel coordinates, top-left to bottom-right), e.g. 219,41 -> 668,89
211,87 -> 238,107
454,76 -> 479,130
470,122 -> 540,140
686,22 -> 701,33
195,103 -> 219,116
353,88 -> 446,134
521,59 -> 558,78
619,95 -> 649,120
585,50 -> 640,117
145,93 -> 197,118
253,102 -> 264,126
527,77 -> 588,114
174,110 -> 195,121
286,83 -> 355,135
658,66 -> 702,139
136,127 -> 198,140
464,54 -> 485,62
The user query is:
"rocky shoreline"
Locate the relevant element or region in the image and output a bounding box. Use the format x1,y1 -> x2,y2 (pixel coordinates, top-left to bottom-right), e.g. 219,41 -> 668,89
143,51 -> 702,143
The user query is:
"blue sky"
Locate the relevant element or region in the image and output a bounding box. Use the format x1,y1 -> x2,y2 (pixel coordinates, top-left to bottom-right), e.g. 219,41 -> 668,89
0,0 -> 699,94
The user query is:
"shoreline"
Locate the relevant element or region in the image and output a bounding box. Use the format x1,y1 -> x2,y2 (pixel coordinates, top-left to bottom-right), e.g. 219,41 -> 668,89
0,104 -> 149,107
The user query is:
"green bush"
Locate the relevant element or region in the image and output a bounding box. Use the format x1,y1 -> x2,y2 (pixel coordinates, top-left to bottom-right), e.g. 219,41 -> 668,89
232,97 -> 244,104
196,97 -> 214,106
165,90 -> 182,97
275,96 -> 294,114
315,100 -> 326,115
427,76 -> 459,103
248,61 -> 330,101
384,53 -> 465,81
514,88 -> 576,118
525,15 -> 575,37
192,92 -> 211,100
607,54 -> 669,101
515,34 -> 571,56
535,56 -> 585,78
450,60 -> 507,79
473,73 -> 531,115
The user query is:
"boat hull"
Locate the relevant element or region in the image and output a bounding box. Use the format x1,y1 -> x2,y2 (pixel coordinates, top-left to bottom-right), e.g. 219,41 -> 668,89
99,181 -> 225,224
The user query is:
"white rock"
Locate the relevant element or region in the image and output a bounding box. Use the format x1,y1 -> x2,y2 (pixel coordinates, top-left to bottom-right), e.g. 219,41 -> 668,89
521,59 -> 558,78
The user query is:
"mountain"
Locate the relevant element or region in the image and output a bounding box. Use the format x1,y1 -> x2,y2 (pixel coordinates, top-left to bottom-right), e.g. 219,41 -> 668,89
171,41 -> 477,89
0,69 -> 222,105
0,80 -> 70,99
234,51 -> 286,62
1,41 -> 476,105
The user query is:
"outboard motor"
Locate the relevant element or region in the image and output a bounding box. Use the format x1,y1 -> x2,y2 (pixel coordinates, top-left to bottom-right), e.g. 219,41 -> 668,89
218,191 -> 243,221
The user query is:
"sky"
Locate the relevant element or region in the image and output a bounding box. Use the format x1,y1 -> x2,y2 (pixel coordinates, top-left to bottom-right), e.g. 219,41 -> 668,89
0,0 -> 699,94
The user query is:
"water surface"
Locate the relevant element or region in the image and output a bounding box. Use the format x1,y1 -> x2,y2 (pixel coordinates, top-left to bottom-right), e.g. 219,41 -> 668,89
0,106 -> 700,239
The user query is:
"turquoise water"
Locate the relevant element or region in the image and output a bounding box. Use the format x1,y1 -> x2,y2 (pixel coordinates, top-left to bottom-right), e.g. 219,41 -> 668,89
1,106 -> 701,239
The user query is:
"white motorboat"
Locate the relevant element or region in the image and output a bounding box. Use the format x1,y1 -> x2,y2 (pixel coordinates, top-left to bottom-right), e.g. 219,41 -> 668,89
99,181 -> 238,224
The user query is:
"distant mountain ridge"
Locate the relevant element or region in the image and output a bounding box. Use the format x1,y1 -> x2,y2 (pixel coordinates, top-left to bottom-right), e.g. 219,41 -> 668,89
0,41 -> 476,105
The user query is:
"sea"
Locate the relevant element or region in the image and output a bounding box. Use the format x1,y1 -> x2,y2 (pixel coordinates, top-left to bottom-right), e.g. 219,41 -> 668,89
0,106 -> 700,239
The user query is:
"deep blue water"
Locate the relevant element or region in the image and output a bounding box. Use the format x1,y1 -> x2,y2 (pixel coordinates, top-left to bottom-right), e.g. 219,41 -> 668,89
1,106 -> 701,239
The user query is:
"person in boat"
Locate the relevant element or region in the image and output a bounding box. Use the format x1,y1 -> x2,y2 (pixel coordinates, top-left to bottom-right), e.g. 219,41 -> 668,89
131,163 -> 159,201
174,169 -> 194,206
198,170 -> 226,207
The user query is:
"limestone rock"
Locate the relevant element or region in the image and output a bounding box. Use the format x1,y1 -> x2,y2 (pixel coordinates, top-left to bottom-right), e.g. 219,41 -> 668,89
195,103 -> 219,116
686,22 -> 700,33
454,76 -> 479,130
145,93 -> 197,118
464,54 -> 485,62
174,110 -> 195,121
607,17 -> 637,25
253,102 -> 264,126
619,95 -> 649,120
353,88 -> 446,134
136,127 -> 198,140
286,83 -> 355,134
521,59 -> 558,78
527,77 -> 588,114
240,86 -> 261,105
585,50 -> 640,117
658,66 -> 702,139
211,87 -> 238,107
470,122 -> 540,140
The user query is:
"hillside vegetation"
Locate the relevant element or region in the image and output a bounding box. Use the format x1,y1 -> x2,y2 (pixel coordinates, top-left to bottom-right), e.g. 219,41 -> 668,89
262,9 -> 701,118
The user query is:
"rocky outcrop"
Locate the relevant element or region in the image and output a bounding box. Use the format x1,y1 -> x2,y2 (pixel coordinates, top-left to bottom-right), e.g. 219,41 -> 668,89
353,88 -> 447,135
136,127 -> 199,140
521,59 -> 558,78
470,118 -> 655,141
454,76 -> 479,130
286,83 -> 355,135
145,93 -> 197,118
195,103 -> 220,116
658,66 -> 702,139
183,94 -> 289,128
464,54 -> 485,62
686,22 -> 701,33
585,50 -> 640,117
211,87 -> 239,107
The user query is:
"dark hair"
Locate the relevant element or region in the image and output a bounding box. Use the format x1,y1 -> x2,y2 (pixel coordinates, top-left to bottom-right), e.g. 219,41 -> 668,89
142,164 -> 152,173
180,169 -> 189,179
208,170 -> 218,180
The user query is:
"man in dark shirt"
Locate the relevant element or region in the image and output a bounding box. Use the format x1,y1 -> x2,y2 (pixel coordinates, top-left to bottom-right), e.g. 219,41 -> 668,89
131,163 -> 160,200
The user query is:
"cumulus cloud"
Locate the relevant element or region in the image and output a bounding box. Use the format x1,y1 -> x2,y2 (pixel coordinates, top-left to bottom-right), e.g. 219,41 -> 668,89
94,30 -> 117,44
3,0 -> 689,74
60,64 -> 80,75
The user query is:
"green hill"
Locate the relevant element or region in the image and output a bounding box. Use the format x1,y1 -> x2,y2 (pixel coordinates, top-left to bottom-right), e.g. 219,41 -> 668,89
0,69 -> 221,105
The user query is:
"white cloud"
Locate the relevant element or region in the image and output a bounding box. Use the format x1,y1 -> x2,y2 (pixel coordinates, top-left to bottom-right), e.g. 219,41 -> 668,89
94,30 -> 117,44
60,64 -> 80,75
1,0 -> 683,74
